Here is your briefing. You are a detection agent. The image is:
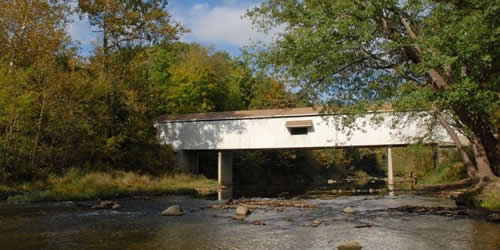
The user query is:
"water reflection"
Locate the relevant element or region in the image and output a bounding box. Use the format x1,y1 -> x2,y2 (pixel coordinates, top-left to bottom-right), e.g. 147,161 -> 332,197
222,179 -> 425,200
388,183 -> 395,196
219,178 -> 389,200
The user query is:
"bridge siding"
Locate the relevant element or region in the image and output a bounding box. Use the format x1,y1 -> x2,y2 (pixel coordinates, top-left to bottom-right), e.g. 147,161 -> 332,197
155,112 -> 454,151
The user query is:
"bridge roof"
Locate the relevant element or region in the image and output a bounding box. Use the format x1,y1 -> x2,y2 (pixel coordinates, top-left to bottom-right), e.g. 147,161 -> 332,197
154,107 -> 321,122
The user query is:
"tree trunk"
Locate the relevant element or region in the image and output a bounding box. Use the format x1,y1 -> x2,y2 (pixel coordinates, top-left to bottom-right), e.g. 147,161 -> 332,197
32,92 -> 46,168
470,134 -> 498,180
5,114 -> 18,149
453,106 -> 499,178
437,114 -> 478,178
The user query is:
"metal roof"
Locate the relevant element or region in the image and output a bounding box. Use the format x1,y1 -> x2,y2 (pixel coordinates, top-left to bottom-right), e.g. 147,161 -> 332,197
153,105 -> 398,123
154,107 -> 321,122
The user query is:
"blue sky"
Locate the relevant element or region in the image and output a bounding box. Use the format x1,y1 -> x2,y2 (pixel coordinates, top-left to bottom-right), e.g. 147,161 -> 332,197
69,0 -> 275,57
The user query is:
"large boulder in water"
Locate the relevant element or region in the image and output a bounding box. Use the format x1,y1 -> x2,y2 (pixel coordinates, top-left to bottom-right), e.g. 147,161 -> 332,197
161,205 -> 185,216
337,241 -> 362,250
235,206 -> 251,216
343,207 -> 356,213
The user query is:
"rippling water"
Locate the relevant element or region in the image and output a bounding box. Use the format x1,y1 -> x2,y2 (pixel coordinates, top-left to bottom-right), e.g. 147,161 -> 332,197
0,195 -> 498,249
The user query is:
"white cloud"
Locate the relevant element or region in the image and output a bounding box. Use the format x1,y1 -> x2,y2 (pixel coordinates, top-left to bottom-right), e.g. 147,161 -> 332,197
174,3 -> 278,47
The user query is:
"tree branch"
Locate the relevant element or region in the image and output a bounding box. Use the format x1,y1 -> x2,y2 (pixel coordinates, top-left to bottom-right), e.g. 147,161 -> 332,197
399,15 -> 450,90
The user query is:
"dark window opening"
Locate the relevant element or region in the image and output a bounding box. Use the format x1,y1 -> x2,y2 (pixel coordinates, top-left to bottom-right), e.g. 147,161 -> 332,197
290,127 -> 308,135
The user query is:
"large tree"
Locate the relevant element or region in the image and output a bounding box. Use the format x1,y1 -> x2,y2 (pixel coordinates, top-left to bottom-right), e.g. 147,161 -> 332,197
78,0 -> 185,137
247,0 -> 499,180
0,0 -> 74,179
78,0 -> 183,53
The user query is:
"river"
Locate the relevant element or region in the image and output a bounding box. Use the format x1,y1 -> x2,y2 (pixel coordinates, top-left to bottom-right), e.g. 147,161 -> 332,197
0,194 -> 499,249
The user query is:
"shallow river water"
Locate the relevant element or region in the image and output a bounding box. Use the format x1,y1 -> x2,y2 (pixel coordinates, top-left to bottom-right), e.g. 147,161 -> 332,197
0,194 -> 499,250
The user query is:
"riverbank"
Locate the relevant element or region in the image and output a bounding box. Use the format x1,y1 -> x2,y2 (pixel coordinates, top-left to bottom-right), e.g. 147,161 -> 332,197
414,179 -> 500,212
459,181 -> 500,211
1,169 -> 218,203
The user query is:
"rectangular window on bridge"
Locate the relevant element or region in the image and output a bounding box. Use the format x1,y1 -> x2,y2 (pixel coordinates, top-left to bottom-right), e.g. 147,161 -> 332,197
286,120 -> 312,135
290,127 -> 308,135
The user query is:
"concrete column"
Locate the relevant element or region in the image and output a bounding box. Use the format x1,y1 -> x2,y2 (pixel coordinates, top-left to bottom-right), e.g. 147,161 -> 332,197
433,144 -> 440,169
387,146 -> 394,193
175,150 -> 199,174
176,151 -> 187,170
191,151 -> 199,174
218,151 -> 233,187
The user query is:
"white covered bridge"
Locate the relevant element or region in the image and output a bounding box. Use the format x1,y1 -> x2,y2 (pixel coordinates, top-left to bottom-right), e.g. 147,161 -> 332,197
153,107 -> 456,190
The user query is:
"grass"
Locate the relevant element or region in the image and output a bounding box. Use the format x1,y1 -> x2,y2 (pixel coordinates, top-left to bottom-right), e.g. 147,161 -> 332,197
455,180 -> 500,211
474,181 -> 500,211
5,169 -> 218,203
0,185 -> 15,192
419,162 -> 468,185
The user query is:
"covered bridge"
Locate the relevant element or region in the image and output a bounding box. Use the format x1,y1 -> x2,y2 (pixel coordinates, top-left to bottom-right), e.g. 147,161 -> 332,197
153,107 -> 456,190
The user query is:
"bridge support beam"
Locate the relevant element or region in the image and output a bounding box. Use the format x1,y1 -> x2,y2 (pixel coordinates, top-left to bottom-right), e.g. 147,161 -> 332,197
218,151 -> 233,187
387,146 -> 394,193
175,150 -> 199,174
433,144 -> 440,169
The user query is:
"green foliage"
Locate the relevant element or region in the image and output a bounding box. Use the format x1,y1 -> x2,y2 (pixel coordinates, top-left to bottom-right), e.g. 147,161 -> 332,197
459,182 -> 500,211
419,162 -> 467,185
151,43 -> 273,114
419,149 -> 468,185
248,77 -> 302,109
476,183 -> 500,211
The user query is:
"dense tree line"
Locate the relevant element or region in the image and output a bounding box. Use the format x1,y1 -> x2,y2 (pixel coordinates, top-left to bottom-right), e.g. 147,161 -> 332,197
0,0 -> 298,182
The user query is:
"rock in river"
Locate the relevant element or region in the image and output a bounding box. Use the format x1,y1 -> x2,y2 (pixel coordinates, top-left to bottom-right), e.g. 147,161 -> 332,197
311,220 -> 321,227
337,240 -> 362,250
92,200 -> 119,209
161,205 -> 185,216
235,206 -> 251,216
344,207 -> 356,213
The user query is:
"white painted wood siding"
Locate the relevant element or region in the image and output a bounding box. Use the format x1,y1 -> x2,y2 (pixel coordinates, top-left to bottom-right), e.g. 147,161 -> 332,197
154,112 -> 455,151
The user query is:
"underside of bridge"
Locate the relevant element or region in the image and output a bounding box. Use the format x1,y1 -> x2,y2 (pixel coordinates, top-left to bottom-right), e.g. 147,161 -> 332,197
175,146 -> 424,200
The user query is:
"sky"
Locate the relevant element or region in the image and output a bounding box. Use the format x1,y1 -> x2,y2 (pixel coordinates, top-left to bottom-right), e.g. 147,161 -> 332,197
69,0 -> 275,57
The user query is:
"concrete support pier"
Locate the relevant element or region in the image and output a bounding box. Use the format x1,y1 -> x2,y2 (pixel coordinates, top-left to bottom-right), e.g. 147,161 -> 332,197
175,150 -> 199,174
387,146 -> 394,194
433,144 -> 440,169
218,151 -> 233,187
218,151 -> 233,200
